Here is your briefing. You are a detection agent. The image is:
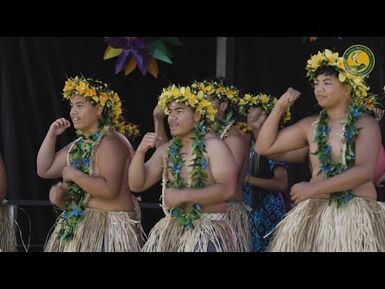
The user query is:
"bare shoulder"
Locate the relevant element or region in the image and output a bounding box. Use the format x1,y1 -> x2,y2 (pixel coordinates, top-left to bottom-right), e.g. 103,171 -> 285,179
299,115 -> 320,134
356,113 -> 379,128
58,140 -> 76,154
280,115 -> 318,132
204,135 -> 228,152
153,140 -> 171,158
98,130 -> 131,155
301,115 -> 319,126
227,126 -> 248,143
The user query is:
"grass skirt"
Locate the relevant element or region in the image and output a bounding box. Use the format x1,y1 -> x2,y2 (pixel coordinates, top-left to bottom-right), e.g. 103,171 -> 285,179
0,202 -> 17,252
142,213 -> 237,252
225,201 -> 251,252
45,207 -> 144,252
268,198 -> 385,252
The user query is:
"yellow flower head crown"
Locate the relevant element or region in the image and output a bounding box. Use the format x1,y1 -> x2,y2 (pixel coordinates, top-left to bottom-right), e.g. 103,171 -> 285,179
306,49 -> 371,109
63,75 -> 140,139
239,93 -> 291,123
158,84 -> 217,123
191,80 -> 239,105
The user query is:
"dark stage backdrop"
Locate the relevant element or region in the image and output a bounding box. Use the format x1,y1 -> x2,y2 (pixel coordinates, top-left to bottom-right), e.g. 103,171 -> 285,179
0,37 -> 216,251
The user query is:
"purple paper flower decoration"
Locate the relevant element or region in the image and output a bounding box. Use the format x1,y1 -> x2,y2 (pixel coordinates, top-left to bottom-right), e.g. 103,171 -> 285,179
103,37 -> 183,78
105,37 -> 150,75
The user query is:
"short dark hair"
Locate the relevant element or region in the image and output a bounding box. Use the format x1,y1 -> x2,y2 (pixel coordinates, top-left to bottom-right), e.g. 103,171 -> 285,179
314,65 -> 339,79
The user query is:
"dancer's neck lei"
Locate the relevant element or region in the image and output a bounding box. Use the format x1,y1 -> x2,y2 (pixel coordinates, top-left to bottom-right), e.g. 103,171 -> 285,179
58,126 -> 108,242
314,105 -> 363,207
167,121 -> 208,229
211,111 -> 235,139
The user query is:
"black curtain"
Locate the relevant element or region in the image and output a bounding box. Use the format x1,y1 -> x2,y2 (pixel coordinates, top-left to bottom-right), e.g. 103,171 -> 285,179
0,37 -> 216,250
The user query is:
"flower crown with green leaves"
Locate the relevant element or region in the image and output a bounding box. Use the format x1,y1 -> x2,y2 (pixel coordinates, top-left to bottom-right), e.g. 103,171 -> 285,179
306,49 -> 371,109
238,93 -> 291,123
191,80 -> 239,105
158,84 -> 217,123
63,75 -> 140,139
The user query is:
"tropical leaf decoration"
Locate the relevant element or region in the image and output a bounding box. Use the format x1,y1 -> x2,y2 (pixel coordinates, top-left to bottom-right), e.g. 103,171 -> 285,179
103,37 -> 183,78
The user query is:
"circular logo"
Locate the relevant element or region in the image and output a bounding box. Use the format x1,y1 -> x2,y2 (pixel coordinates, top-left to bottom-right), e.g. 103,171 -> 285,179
343,45 -> 375,76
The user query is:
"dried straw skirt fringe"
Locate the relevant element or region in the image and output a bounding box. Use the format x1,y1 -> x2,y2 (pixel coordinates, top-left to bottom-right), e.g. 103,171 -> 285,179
0,202 -> 17,252
225,201 -> 251,252
142,213 -> 237,252
268,198 -> 385,252
45,208 -> 144,252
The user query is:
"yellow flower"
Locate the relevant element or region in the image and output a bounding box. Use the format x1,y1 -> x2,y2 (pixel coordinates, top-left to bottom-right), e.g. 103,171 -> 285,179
115,106 -> 122,116
205,85 -> 213,93
338,72 -> 346,82
352,77 -> 364,86
259,94 -> 270,104
243,94 -> 251,101
309,52 -> 326,69
99,93 -> 109,107
324,49 -> 339,64
187,95 -> 198,106
85,88 -> 97,98
158,84 -> 216,123
192,80 -> 239,104
236,121 -> 249,133
197,99 -> 211,111
77,81 -> 87,92
216,87 -> 226,94
239,92 -> 290,122
207,106 -> 216,121
244,94 -> 256,104
171,86 -> 181,97
336,58 -> 345,70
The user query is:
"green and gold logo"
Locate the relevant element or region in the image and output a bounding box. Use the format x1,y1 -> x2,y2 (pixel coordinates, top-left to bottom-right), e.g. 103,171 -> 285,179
343,45 -> 375,76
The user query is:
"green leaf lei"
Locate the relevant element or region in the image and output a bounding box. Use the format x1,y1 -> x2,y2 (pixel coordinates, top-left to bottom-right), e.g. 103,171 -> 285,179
314,105 -> 363,207
210,111 -> 235,138
57,127 -> 107,242
167,121 -> 208,229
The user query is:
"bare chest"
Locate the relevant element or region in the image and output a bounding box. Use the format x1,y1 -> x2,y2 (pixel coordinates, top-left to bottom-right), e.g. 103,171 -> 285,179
309,120 -> 347,168
166,149 -> 214,186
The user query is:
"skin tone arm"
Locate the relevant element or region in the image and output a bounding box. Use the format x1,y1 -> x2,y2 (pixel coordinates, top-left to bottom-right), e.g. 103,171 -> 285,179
245,166 -> 288,192
128,132 -> 166,192
255,88 -> 310,155
247,107 -> 309,164
36,118 -> 72,179
49,182 -> 68,209
247,107 -> 268,138
153,105 -> 169,149
0,154 -> 7,199
269,147 -> 309,163
62,135 -> 130,199
224,134 -> 249,176
164,137 -> 237,209
290,116 -> 381,203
